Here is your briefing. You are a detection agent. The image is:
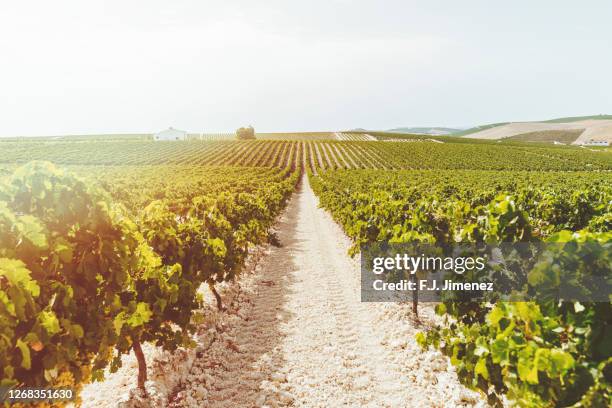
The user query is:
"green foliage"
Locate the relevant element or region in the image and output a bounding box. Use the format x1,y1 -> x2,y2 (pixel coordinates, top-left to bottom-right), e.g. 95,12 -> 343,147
0,138 -> 609,171
236,126 -> 256,140
0,161 -> 147,392
0,160 -> 299,397
311,168 -> 611,407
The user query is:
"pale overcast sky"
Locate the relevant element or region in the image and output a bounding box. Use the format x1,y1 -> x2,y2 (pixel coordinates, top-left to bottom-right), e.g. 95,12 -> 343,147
0,1 -> 610,135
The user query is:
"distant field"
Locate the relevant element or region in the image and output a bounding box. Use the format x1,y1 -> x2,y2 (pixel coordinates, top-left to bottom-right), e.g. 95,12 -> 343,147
189,133 -> 234,140
0,132 -> 340,142
1,139 -> 610,173
541,114 -> 612,123
503,129 -> 583,144
335,132 -> 377,141
358,131 -> 431,141
256,132 -> 336,140
344,130 -> 595,147
386,126 -> 463,135
455,115 -> 612,145
0,133 -> 152,141
465,120 -> 612,144
452,115 -> 612,137
452,123 -> 510,136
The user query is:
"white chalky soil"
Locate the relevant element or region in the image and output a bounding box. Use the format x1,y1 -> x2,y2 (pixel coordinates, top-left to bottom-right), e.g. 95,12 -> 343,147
83,176 -> 483,408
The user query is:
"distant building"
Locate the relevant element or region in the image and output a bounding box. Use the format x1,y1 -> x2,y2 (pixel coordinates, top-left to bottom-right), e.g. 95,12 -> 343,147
553,141 -> 565,145
582,139 -> 609,147
154,127 -> 187,141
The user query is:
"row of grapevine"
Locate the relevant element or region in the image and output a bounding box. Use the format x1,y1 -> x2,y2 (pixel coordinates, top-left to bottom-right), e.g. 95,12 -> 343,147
300,141 -> 611,172
1,140 -> 609,171
255,132 -> 336,141
88,166 -> 294,215
194,133 -> 235,141
0,141 -> 302,169
309,168 -> 611,407
335,132 -> 377,141
357,142 -> 612,171
0,161 -> 299,401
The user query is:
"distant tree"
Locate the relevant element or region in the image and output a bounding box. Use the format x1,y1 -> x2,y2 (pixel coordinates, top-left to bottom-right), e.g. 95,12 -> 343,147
236,126 -> 255,140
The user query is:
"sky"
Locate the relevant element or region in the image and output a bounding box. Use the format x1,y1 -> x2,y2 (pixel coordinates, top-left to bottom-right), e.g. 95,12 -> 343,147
0,0 -> 611,136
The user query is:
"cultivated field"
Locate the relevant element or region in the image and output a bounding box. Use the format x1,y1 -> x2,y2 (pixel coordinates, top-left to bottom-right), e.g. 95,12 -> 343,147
0,135 -> 610,407
465,119 -> 612,144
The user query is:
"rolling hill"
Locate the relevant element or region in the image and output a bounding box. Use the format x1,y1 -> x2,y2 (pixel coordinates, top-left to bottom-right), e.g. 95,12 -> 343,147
387,127 -> 464,135
455,115 -> 612,144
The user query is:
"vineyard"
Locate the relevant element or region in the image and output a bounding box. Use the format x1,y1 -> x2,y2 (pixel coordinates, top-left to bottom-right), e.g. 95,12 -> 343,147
0,139 -> 609,171
192,133 -> 235,141
310,167 -> 611,406
0,140 -> 300,404
335,132 -> 377,141
0,136 -> 610,407
255,132 -> 336,141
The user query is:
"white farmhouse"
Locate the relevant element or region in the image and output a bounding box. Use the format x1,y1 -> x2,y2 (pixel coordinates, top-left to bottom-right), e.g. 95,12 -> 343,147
582,139 -> 609,147
154,127 -> 187,141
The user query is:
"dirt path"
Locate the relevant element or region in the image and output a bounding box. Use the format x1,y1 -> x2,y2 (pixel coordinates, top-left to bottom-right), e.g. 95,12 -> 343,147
165,176 -> 482,407
82,175 -> 482,407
